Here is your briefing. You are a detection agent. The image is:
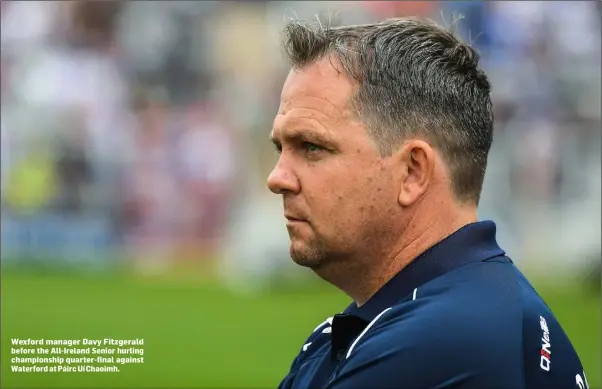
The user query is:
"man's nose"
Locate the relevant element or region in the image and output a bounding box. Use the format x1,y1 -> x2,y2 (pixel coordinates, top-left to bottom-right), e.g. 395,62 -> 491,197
267,159 -> 300,195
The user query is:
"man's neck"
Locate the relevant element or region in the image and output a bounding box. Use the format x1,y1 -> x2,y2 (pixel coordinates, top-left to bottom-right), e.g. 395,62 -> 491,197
327,205 -> 478,307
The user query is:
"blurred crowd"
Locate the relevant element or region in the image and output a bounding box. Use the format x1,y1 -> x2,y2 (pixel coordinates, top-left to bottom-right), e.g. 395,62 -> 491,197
1,1 -> 600,277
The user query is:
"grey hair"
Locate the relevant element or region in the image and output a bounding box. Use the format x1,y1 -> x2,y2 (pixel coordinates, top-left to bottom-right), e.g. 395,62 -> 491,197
281,17 -> 493,205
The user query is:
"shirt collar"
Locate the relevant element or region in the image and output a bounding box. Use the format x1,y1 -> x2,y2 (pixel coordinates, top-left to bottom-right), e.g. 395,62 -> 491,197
343,220 -> 506,322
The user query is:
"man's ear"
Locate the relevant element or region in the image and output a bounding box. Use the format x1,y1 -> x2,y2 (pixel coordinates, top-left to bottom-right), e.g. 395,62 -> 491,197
396,140 -> 436,207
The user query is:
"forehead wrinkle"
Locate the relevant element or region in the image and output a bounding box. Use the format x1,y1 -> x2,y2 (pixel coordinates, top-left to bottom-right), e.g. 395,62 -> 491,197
272,115 -> 332,144
279,93 -> 345,118
273,107 -> 366,146
277,96 -> 354,136
281,108 -> 334,129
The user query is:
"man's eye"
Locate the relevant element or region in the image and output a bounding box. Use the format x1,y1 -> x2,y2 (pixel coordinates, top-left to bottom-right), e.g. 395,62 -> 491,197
303,142 -> 323,154
273,143 -> 282,154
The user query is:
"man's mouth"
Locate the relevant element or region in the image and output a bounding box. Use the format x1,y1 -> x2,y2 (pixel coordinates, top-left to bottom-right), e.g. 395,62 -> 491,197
285,215 -> 305,222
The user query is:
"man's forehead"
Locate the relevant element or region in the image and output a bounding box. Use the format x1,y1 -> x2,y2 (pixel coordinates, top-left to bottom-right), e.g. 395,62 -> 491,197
279,59 -> 355,115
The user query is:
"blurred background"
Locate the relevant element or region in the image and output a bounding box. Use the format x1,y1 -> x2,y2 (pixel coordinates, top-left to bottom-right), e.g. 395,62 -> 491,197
1,1 -> 600,388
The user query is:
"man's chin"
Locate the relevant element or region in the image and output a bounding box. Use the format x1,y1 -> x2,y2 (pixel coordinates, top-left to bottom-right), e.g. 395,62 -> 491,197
289,243 -> 325,269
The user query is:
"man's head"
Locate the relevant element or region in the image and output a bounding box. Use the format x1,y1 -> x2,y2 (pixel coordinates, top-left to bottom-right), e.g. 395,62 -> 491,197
268,17 -> 493,274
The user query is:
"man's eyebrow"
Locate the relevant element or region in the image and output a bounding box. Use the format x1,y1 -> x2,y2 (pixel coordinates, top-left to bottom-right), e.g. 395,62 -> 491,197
270,129 -> 332,145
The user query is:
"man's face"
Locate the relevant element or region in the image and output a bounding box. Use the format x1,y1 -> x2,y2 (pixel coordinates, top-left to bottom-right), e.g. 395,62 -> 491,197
267,58 -> 401,271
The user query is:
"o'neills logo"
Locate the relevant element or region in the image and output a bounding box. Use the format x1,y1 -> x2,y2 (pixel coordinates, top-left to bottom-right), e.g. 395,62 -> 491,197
539,316 -> 551,371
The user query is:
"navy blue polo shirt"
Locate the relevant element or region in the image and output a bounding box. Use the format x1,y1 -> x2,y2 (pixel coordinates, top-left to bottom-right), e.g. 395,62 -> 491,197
278,221 -> 588,389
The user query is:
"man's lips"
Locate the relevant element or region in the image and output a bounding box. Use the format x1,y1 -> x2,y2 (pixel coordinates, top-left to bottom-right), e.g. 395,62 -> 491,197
285,215 -> 306,222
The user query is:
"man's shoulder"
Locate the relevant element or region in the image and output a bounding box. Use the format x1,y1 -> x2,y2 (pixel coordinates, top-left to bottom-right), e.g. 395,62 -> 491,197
415,255 -> 544,309
383,257 -> 558,341
342,258 -> 585,389
337,261 -> 527,388
344,260 -> 531,364
400,256 -> 525,317
362,259 -> 528,352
